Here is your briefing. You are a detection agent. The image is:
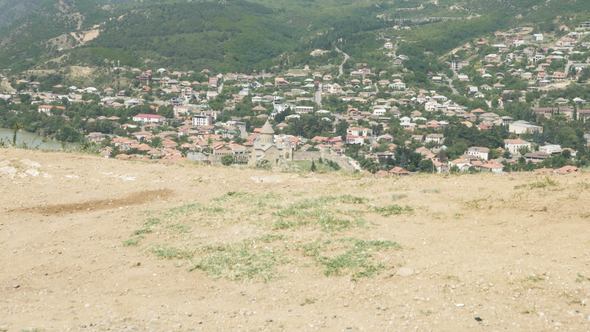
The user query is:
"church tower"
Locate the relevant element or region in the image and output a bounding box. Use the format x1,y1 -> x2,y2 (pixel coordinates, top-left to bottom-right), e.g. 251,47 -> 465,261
258,120 -> 275,146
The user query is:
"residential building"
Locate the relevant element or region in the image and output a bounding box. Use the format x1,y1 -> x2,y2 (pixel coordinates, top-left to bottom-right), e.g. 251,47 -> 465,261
466,147 -> 490,160
132,114 -> 166,124
509,120 -> 543,135
504,139 -> 532,154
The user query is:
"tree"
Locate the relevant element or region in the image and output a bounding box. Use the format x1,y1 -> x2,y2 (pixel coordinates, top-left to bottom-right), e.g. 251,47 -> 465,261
335,121 -> 349,140
12,122 -> 22,145
221,155 -> 234,166
150,137 -> 162,148
310,160 -> 317,172
158,105 -> 174,118
418,159 -> 435,173
19,94 -> 31,105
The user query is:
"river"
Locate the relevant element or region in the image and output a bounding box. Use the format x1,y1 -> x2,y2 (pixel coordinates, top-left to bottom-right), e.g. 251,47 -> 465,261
0,128 -> 75,151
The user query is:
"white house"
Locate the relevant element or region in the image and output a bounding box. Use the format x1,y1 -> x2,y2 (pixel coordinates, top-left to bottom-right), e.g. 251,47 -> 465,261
132,114 -> 165,124
372,108 -> 387,116
294,106 -> 314,114
458,74 -> 470,82
347,127 -> 372,137
390,80 -> 406,90
38,104 -> 65,115
425,134 -> 445,145
509,120 -> 543,135
467,147 -> 490,160
504,139 -> 532,155
539,144 -> 562,155
192,114 -> 213,127
346,135 -> 365,145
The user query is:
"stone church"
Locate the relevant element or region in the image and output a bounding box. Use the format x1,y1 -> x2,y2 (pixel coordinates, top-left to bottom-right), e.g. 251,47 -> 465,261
248,120 -> 293,167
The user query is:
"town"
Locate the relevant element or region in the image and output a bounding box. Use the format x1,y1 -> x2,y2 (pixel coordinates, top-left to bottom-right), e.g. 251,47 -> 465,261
2,21 -> 590,175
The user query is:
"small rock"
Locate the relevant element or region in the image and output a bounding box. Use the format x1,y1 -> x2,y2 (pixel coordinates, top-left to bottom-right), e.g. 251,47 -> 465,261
397,267 -> 415,277
13,284 -> 20,289
0,166 -> 17,178
475,316 -> 483,322
21,159 -> 41,168
25,169 -> 39,177
455,303 -> 465,307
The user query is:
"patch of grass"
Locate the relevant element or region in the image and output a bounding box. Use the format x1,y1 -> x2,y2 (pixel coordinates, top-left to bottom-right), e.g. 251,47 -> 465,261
212,191 -> 250,202
273,195 -> 368,232
167,201 -> 225,218
192,240 -> 282,282
464,197 -> 494,210
519,273 -> 547,290
561,291 -> 585,306
198,204 -> 226,215
210,191 -> 282,211
524,274 -> 546,283
133,217 -> 162,236
252,193 -> 283,209
515,177 -> 559,190
576,273 -> 590,283
283,160 -> 340,173
123,237 -> 142,247
151,246 -> 194,260
443,275 -> 461,282
300,297 -> 317,306
373,205 -> 413,217
336,195 -> 368,204
420,309 -> 434,316
164,203 -> 201,217
303,238 -> 401,281
255,234 -> 286,243
317,214 -> 362,232
166,223 -> 191,233
273,219 -> 305,230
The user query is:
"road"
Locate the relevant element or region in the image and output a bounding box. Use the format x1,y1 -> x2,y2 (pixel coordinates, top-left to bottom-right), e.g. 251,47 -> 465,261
335,46 -> 350,79
447,77 -> 459,95
314,83 -> 322,108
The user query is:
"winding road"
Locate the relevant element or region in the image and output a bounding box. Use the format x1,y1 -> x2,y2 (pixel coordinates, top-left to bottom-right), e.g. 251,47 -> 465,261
335,46 -> 350,78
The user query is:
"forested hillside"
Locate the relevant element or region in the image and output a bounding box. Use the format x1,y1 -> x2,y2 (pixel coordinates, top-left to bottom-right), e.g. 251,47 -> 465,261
0,0 -> 589,72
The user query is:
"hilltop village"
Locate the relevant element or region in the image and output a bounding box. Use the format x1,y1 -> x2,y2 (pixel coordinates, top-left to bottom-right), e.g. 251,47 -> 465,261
2,22 -> 590,174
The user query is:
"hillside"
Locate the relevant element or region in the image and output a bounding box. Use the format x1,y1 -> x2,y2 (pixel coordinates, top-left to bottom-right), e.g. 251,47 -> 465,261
1,0 -> 590,72
1,148 -> 590,330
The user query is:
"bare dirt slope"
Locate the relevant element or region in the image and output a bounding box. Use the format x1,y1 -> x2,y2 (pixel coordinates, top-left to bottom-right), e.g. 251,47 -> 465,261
1,148 -> 590,331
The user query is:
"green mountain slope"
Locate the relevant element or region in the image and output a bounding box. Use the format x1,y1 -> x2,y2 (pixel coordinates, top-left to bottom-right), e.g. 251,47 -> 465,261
0,0 -> 589,73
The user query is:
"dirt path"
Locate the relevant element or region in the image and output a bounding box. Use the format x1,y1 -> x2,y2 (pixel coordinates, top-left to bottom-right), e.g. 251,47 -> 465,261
11,189 -> 174,215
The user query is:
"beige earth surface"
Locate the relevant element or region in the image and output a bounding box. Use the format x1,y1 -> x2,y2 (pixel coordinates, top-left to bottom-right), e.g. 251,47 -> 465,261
1,148 -> 590,331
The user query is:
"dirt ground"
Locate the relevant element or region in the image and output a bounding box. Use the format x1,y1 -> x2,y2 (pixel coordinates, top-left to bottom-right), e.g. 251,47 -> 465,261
1,148 -> 589,331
